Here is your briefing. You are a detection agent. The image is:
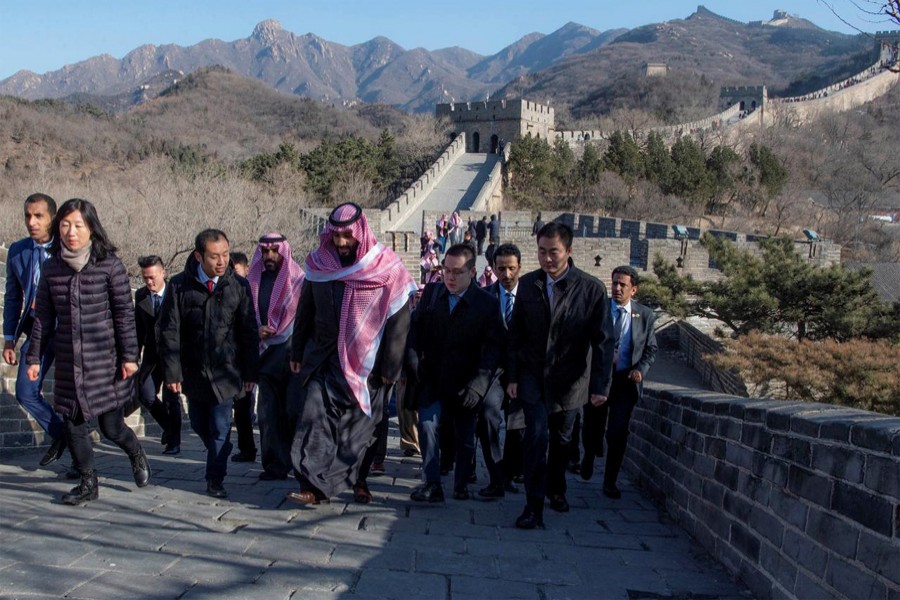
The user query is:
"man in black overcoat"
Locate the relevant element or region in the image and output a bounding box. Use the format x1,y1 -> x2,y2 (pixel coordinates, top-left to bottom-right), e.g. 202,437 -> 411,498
159,229 -> 260,499
134,255 -> 182,454
506,222 -> 615,529
406,243 -> 503,502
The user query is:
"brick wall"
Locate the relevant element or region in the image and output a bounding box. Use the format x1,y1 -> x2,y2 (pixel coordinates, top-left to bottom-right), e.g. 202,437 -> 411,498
627,387 -> 900,599
676,321 -> 748,397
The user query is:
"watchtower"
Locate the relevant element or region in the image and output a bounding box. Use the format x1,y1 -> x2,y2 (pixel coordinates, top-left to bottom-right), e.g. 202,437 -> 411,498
719,85 -> 768,112
875,31 -> 899,65
435,99 -> 555,153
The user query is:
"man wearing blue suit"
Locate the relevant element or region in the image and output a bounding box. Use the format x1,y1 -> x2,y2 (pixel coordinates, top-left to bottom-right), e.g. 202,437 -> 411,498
580,265 -> 658,499
3,193 -> 68,466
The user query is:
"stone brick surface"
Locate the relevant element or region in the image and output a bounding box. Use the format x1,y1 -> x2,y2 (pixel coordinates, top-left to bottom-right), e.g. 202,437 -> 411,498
831,480 -> 895,536
0,418 -> 750,600
630,386 -> 898,600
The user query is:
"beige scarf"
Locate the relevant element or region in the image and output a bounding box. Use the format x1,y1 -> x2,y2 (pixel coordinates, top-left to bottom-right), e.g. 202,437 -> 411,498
60,242 -> 92,272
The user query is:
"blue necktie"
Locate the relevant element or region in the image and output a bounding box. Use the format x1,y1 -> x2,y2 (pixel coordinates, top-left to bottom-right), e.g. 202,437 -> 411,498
152,294 -> 162,315
32,244 -> 45,289
504,291 -> 514,325
449,294 -> 459,313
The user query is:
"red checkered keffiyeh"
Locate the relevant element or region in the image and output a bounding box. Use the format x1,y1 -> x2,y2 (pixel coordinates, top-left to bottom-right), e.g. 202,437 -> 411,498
247,233 -> 305,351
305,204 -> 417,416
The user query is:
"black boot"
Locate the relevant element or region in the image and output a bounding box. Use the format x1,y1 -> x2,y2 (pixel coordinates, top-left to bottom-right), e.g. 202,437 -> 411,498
129,447 -> 151,488
62,471 -> 99,505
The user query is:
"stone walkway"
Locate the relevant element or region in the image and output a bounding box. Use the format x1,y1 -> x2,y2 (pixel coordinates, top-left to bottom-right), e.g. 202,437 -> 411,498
0,413 -> 749,600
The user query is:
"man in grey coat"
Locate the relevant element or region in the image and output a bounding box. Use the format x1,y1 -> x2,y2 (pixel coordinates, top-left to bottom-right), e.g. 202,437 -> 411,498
580,265 -> 658,499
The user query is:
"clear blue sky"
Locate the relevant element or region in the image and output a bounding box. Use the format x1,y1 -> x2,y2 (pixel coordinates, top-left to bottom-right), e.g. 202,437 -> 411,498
0,0 -> 893,80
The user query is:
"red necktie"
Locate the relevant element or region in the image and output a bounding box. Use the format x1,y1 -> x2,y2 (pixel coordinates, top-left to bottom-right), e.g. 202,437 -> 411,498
207,280 -> 214,294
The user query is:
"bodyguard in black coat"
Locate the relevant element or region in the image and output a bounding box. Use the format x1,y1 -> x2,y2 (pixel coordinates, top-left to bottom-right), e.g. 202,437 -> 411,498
158,230 -> 259,498
506,223 -> 615,529
406,244 -> 503,502
133,255 -> 182,454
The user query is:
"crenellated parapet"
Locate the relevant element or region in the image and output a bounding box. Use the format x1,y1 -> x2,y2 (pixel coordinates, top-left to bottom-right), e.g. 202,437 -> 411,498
437,99 -> 555,152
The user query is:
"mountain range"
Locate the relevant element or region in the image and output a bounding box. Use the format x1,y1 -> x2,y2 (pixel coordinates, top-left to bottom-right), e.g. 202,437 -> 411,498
0,6 -> 879,115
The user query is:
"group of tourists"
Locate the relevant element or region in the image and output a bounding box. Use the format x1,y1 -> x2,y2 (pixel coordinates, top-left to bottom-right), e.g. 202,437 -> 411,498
5,193 -> 656,529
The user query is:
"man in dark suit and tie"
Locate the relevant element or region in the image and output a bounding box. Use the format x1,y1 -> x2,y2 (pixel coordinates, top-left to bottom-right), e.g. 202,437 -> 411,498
506,222 -> 615,529
477,243 -> 524,498
580,265 -> 658,499
134,255 -> 182,455
407,243 -> 503,502
3,193 -> 68,466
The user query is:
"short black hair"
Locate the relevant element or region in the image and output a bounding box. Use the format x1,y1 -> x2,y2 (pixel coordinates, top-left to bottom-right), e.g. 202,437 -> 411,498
48,198 -> 116,262
612,265 -> 640,286
231,252 -> 249,267
138,255 -> 164,269
25,193 -> 57,216
537,222 -> 573,249
194,229 -> 229,254
492,243 -> 521,265
444,243 -> 476,269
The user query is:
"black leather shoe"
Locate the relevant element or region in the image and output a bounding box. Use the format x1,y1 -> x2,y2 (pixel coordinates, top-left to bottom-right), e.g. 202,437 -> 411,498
548,494 -> 570,513
62,471 -> 98,505
259,470 -> 288,481
207,480 -> 228,498
40,437 -> 67,467
162,444 -> 181,455
231,452 -> 256,463
478,483 -> 505,499
503,480 -> 520,494
410,482 -> 445,503
515,508 -> 544,529
567,460 -> 581,475
453,486 -> 470,500
603,484 -> 622,499
130,448 -> 151,488
580,454 -> 595,481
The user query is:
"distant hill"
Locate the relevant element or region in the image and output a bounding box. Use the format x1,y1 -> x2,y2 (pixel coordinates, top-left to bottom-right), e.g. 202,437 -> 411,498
0,67 -> 420,173
496,6 -> 877,121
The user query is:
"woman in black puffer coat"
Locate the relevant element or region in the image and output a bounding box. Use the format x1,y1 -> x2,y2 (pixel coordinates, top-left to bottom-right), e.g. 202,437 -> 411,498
26,198 -> 150,505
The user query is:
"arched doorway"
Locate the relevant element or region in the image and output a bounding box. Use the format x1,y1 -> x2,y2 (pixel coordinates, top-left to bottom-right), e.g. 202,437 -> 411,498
490,134 -> 499,153
472,131 -> 480,152
751,100 -> 757,110
739,101 -> 746,111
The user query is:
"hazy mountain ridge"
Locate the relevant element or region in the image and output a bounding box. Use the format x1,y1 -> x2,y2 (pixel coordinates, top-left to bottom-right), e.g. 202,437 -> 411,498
0,8 -> 881,115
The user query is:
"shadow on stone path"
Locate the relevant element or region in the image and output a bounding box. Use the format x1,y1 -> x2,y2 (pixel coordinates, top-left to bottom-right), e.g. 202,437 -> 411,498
0,414 -> 750,600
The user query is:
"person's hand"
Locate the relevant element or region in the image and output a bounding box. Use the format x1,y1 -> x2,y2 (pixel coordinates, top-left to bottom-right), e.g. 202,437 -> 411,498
26,364 -> 40,382
590,394 -> 608,407
166,382 -> 182,394
461,388 -> 481,410
506,383 -> 518,399
290,361 -> 301,374
259,325 -> 276,340
629,370 -> 643,383
243,381 -> 256,392
121,362 -> 138,379
3,341 -> 16,366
